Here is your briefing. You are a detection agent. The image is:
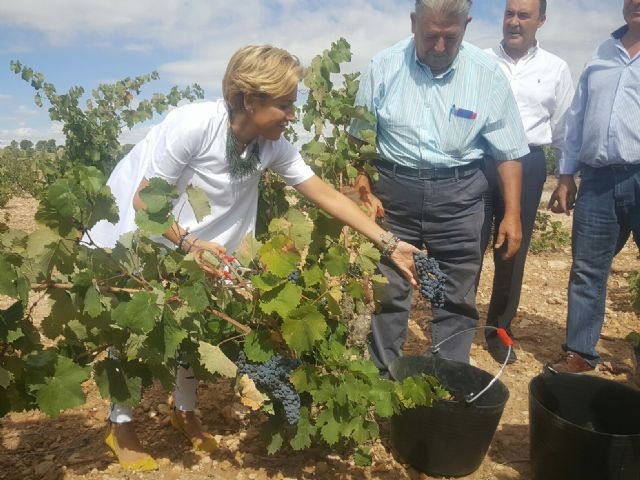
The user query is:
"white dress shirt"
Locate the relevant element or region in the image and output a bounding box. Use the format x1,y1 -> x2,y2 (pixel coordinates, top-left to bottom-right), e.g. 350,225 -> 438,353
485,43 -> 574,162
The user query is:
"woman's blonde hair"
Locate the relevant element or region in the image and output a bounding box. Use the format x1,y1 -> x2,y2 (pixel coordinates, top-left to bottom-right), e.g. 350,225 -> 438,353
222,45 -> 303,113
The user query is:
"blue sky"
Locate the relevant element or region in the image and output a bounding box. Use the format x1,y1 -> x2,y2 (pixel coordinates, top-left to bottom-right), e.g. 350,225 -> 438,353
0,0 -> 623,147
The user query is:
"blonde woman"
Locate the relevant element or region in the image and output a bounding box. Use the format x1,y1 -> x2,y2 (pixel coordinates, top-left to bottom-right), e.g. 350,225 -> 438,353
89,45 -> 419,470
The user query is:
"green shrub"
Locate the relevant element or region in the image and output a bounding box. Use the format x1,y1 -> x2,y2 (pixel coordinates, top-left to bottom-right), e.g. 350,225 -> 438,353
530,211 -> 571,254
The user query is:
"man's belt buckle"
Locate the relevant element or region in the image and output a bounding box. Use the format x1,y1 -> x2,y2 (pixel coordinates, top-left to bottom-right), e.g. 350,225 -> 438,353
418,168 -> 436,180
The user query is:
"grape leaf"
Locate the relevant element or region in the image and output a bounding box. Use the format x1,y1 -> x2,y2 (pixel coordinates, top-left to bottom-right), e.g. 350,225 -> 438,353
282,305 -> 327,353
234,234 -> 262,267
301,265 -> 324,287
317,409 -> 342,445
138,177 -> 178,214
348,417 -> 378,444
284,210 -> 313,251
112,291 -> 162,334
399,375 -> 437,409
343,377 -> 370,404
34,356 -> 90,417
355,241 -> 380,273
124,334 -> 147,361
289,364 -> 320,393
135,209 -> 175,236
354,447 -> 372,467
260,283 -> 302,318
44,180 -> 79,219
83,285 -> 104,318
0,256 -> 18,299
260,248 -> 299,279
85,194 -> 119,230
289,407 -> 315,451
186,185 -> 210,223
25,226 -> 60,256
344,278 -> 365,299
324,246 -> 349,276
144,312 -> 188,363
179,283 -> 210,312
348,360 -> 380,379
266,431 -> 284,455
0,366 -> 11,388
243,330 -> 276,362
42,289 -> 76,340
198,341 -> 237,378
0,301 -> 23,341
251,273 -> 285,293
372,382 -> 395,418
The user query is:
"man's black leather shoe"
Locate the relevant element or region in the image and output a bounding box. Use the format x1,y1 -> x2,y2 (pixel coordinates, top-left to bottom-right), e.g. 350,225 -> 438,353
486,335 -> 517,365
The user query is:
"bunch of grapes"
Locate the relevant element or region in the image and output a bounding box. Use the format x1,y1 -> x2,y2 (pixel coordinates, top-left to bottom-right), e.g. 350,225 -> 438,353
287,269 -> 301,284
347,263 -> 363,279
413,251 -> 446,308
236,351 -> 302,425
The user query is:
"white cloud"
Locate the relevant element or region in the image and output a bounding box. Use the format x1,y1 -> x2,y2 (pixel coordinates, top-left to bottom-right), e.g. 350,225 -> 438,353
15,105 -> 39,116
123,43 -> 155,54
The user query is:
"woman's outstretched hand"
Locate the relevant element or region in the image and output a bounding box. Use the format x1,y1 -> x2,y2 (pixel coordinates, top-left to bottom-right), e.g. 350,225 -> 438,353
187,239 -> 227,277
389,240 -> 419,288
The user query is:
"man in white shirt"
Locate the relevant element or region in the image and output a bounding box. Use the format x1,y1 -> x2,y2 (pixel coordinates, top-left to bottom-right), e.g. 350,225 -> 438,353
481,0 -> 574,364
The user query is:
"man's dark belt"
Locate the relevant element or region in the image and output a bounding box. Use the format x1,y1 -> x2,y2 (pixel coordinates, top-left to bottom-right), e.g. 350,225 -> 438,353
582,163 -> 640,173
373,158 -> 481,180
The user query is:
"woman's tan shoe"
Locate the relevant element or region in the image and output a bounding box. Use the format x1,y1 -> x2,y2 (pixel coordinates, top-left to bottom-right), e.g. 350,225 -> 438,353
168,403 -> 218,453
104,421 -> 159,471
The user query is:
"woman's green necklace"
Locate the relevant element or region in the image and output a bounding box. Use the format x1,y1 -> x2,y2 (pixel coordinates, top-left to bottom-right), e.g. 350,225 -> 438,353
226,125 -> 260,180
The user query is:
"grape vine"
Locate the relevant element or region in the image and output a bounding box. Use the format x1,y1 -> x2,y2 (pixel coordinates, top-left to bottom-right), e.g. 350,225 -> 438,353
0,39 -> 447,459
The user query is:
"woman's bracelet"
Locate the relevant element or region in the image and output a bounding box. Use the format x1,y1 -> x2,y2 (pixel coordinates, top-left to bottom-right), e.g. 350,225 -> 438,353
379,232 -> 400,257
177,231 -> 193,253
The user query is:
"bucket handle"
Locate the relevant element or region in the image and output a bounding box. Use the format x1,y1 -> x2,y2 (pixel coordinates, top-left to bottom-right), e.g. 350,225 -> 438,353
430,326 -> 513,404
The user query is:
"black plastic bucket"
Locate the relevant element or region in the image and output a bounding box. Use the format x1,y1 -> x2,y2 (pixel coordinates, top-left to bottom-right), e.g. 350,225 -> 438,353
530,371 -> 640,480
389,355 -> 509,477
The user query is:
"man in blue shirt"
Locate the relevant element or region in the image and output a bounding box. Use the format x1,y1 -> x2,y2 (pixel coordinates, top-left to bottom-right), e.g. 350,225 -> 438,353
548,0 -> 640,374
350,0 -> 528,373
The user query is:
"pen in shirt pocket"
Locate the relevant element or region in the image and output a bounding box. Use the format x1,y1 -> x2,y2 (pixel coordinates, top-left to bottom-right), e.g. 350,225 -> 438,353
449,104 -> 478,121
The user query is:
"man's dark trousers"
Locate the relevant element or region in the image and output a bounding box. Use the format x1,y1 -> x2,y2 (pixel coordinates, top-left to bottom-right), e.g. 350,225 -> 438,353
368,161 -> 488,377
480,148 -> 546,343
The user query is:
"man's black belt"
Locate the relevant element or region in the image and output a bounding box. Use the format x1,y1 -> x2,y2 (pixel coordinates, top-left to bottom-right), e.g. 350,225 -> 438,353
529,145 -> 543,153
582,163 -> 640,173
373,158 -> 481,180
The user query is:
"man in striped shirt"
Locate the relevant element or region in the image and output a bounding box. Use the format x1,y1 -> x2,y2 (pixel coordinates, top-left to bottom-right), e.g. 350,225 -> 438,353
481,0 -> 574,365
548,0 -> 640,374
350,0 -> 529,374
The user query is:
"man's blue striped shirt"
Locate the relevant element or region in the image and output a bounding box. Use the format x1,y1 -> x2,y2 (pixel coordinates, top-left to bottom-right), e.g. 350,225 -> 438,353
350,37 -> 529,169
560,25 -> 640,175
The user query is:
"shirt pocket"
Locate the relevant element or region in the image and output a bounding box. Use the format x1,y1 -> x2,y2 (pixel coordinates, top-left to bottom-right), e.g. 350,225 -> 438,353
441,111 -> 479,157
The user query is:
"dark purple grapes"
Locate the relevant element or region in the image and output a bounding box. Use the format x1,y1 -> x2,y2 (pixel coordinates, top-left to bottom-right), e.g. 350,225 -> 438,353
287,269 -> 301,284
413,252 -> 446,308
236,351 -> 301,425
347,263 -> 363,278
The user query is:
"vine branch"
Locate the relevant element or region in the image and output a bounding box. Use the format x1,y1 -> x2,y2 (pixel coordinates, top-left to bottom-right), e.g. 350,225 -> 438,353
208,308 -> 252,335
